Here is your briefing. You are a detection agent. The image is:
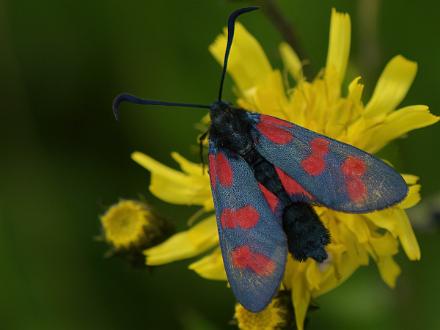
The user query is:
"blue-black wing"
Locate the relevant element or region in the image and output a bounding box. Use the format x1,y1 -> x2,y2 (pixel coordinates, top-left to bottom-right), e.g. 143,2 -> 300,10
208,141 -> 287,312
245,112 -> 408,213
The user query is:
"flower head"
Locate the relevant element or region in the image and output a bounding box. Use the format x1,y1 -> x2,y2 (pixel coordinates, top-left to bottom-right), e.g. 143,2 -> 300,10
100,199 -> 173,265
131,9 -> 438,330
234,294 -> 290,330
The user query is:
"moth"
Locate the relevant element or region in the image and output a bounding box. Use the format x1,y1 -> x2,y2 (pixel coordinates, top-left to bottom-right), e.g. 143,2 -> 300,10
113,7 -> 407,312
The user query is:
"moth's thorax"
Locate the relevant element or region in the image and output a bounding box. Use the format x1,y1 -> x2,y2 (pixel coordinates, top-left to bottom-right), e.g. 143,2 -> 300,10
209,101 -> 253,154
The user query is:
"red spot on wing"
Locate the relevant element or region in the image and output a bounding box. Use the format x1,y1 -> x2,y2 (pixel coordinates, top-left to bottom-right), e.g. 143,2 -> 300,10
259,114 -> 294,128
231,245 -> 276,276
310,138 -> 329,156
301,138 -> 329,176
346,178 -> 367,202
341,156 -> 367,202
251,253 -> 276,276
257,122 -> 293,145
341,156 -> 367,177
258,183 -> 279,213
216,152 -> 233,187
301,156 -> 326,176
221,205 -> 260,229
208,154 -> 217,189
275,167 -> 313,199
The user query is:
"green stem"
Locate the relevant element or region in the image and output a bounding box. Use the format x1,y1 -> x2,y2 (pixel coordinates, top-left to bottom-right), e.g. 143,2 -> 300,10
227,0 -> 308,66
256,0 -> 307,62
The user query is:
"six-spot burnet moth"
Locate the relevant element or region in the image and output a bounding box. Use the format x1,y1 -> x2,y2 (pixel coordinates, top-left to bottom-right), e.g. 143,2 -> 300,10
113,7 -> 408,312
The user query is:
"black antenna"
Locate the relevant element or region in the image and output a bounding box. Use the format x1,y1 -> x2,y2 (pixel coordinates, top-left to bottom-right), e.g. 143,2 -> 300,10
113,7 -> 259,120
112,93 -> 211,121
217,7 -> 259,101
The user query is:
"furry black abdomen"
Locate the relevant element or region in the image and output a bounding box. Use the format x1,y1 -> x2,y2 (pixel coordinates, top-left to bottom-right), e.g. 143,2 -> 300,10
282,202 -> 330,262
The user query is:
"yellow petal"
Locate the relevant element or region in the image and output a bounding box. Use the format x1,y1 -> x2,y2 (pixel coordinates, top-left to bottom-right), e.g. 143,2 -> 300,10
305,260 -> 327,291
132,152 -> 212,207
189,248 -> 227,280
325,9 -> 351,84
376,256 -> 401,288
396,209 -> 421,260
366,208 -> 421,261
247,70 -> 289,118
347,76 -> 364,104
171,152 -> 204,175
282,255 -> 299,289
336,220 -> 370,264
209,23 -> 272,95
310,267 -> 337,297
144,216 -> 218,265
402,174 -> 419,185
369,233 -> 399,257
320,82 -> 358,137
364,55 -> 417,118
400,184 -> 421,209
342,214 -> 371,244
368,235 -> 401,287
291,276 -> 310,330
279,42 -> 303,81
313,246 -> 361,297
365,105 -> 439,153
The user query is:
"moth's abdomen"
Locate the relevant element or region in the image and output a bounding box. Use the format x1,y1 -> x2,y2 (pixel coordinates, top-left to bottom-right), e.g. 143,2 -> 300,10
241,146 -> 330,263
241,148 -> 290,205
282,202 -> 330,262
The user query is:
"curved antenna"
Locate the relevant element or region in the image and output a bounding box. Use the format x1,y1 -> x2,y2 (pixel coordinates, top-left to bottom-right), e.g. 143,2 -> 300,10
112,93 -> 211,120
217,6 -> 259,101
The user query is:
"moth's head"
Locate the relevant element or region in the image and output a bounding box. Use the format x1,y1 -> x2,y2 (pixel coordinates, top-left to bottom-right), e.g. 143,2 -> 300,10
210,100 -> 231,113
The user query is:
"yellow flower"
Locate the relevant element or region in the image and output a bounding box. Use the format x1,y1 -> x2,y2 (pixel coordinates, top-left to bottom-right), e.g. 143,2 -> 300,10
234,295 -> 289,330
100,199 -> 172,251
132,9 -> 438,330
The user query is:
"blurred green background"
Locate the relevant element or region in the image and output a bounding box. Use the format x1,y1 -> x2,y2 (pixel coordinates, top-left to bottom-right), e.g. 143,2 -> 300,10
1,0 -> 439,329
